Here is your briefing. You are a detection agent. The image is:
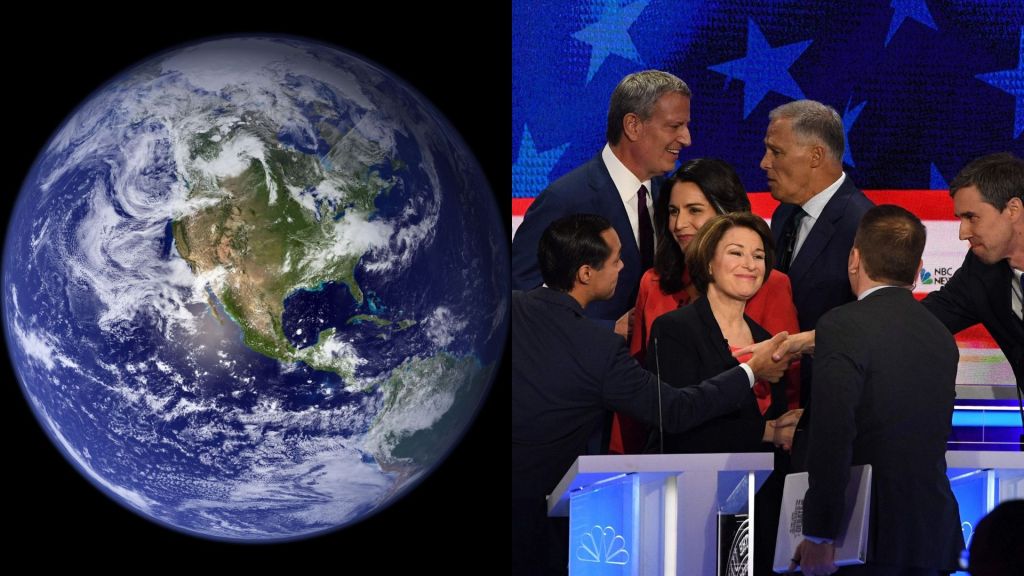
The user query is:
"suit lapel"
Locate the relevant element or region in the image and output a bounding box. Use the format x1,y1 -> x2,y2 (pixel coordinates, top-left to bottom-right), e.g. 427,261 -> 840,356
695,296 -> 738,368
588,156 -> 640,258
787,180 -> 855,287
984,262 -> 1023,337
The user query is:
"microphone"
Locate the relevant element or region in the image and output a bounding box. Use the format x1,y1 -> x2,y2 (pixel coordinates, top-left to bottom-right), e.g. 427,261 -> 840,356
654,337 -> 664,454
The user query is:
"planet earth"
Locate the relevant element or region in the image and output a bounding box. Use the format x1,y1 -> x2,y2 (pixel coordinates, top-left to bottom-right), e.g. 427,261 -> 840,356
2,36 -> 507,541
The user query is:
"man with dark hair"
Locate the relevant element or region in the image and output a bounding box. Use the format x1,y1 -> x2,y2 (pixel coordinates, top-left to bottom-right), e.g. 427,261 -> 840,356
512,70 -> 693,336
968,499 -> 1024,576
792,205 -> 963,575
512,213 -> 791,575
922,152 -> 1024,388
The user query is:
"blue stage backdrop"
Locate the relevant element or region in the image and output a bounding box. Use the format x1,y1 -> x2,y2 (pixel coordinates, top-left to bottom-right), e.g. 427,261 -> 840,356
513,0 -> 1022,199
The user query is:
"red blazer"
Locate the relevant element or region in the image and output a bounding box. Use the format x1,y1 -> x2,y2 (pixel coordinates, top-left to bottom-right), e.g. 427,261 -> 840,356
610,268 -> 801,454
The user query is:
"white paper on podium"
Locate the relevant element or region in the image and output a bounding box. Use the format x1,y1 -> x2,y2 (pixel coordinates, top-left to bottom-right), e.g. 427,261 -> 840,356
773,464 -> 872,573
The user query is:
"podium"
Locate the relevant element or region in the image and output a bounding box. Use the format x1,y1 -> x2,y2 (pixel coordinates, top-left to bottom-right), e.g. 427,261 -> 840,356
946,450 -> 1024,566
547,453 -> 773,575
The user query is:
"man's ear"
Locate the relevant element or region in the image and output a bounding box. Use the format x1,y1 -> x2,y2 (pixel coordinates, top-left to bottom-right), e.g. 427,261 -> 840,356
808,144 -> 825,168
848,247 -> 860,274
622,113 -> 642,142
576,264 -> 592,287
1005,196 -> 1023,222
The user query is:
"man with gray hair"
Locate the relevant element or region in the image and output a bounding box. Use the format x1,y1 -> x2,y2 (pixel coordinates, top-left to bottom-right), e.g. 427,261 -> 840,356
761,99 -> 874,409
756,100 -> 874,575
512,70 -> 692,337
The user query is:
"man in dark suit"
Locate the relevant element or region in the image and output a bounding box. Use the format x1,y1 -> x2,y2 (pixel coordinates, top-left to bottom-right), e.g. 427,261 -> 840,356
511,214 -> 791,576
511,70 -> 692,336
922,153 -> 1024,389
792,205 -> 963,575
761,99 -> 875,409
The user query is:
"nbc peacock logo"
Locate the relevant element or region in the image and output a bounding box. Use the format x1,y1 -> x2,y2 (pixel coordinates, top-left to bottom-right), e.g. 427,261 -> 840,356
576,525 -> 631,565
920,268 -> 933,285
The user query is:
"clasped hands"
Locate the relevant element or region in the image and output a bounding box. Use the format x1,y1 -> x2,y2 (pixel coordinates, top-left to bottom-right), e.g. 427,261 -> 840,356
734,330 -> 815,387
763,408 -> 803,451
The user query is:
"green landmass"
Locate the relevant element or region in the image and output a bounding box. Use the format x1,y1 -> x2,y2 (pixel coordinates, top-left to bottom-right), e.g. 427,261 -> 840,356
173,116 -> 402,376
347,314 -> 392,327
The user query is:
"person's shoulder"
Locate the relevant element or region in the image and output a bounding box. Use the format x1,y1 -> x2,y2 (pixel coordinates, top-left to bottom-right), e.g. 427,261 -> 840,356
651,300 -> 699,330
763,269 -> 792,292
846,180 -> 874,209
543,153 -> 603,194
640,268 -> 662,286
817,297 -> 862,329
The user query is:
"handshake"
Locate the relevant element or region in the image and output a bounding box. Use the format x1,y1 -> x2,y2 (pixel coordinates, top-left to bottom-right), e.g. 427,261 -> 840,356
732,330 -> 815,384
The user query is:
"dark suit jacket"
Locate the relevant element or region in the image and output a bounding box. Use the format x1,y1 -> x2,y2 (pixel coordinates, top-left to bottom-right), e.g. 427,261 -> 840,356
646,295 -> 773,453
804,287 -> 963,570
511,153 -> 655,328
922,252 -> 1024,387
511,288 -> 752,502
771,177 -> 874,406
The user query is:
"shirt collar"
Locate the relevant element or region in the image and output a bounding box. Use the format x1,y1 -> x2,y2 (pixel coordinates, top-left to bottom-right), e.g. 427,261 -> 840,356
532,286 -> 586,315
857,284 -> 899,300
602,144 -> 651,203
800,172 -> 846,219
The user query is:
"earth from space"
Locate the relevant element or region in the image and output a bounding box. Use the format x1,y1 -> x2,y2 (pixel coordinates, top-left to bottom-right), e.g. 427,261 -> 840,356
2,36 -> 507,541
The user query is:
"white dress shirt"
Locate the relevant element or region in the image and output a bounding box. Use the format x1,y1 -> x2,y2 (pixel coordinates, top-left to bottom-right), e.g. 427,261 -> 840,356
793,172 -> 847,258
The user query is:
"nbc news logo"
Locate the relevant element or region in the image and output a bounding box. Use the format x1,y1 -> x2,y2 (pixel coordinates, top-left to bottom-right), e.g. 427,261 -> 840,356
920,263 -> 955,286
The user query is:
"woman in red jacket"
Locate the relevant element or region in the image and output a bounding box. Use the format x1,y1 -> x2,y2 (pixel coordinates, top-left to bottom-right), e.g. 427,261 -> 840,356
610,158 -> 800,454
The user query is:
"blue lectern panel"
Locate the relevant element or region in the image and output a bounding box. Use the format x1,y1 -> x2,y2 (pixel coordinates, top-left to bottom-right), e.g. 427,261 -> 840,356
569,475 -> 640,576
948,470 -> 989,576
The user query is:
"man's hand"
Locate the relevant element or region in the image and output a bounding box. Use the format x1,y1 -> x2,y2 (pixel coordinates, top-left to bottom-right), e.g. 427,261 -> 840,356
789,539 -> 836,575
614,308 -> 634,340
763,408 -> 803,450
746,331 -> 790,382
772,330 -> 816,362
732,330 -> 816,363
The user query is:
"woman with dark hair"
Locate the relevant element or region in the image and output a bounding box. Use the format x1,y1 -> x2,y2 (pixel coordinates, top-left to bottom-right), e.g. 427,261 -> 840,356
610,159 -> 800,454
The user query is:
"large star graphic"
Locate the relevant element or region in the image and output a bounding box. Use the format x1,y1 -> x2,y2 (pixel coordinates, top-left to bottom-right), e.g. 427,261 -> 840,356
709,19 -> 811,119
512,125 -> 570,198
573,0 -> 649,84
842,98 -> 868,168
885,0 -> 938,47
977,28 -> 1024,138
930,163 -> 948,191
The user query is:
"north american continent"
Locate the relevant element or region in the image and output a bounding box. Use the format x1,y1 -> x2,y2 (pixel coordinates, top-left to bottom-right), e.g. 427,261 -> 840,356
172,125 -> 396,377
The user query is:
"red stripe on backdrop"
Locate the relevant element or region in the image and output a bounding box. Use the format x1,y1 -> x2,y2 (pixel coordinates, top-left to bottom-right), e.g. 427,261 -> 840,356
512,190 -> 957,220
513,190 -> 996,348
512,198 -> 533,216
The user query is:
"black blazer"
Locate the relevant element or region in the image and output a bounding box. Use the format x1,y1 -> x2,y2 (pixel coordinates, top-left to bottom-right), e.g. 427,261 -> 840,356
511,288 -> 752,501
511,153 -> 659,329
923,252 -> 1024,386
804,287 -> 963,570
646,296 -> 772,454
771,177 -> 874,406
